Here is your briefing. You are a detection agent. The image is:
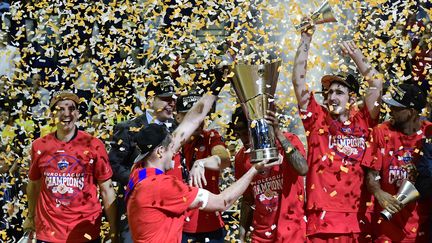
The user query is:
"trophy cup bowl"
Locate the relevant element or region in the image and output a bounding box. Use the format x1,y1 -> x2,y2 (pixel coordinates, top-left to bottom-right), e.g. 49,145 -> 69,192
295,0 -> 337,31
231,60 -> 281,163
380,179 -> 420,220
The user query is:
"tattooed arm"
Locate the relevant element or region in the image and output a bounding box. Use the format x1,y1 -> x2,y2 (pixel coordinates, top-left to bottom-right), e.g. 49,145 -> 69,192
276,132 -> 308,175
171,93 -> 217,153
292,17 -> 315,110
266,110 -> 308,175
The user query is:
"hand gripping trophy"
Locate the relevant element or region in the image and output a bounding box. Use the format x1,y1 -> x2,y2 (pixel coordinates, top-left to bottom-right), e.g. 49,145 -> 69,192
295,0 -> 337,31
380,179 -> 420,220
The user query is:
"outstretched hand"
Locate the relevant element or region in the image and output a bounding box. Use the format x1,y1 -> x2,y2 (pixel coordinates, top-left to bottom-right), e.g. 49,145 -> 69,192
265,110 -> 279,129
189,159 -> 207,188
339,40 -> 360,56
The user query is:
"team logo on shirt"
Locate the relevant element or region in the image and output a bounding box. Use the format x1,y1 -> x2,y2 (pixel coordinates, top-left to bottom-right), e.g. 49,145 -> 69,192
328,125 -> 367,165
252,174 -> 283,212
44,154 -> 86,206
57,159 -> 69,170
398,151 -> 413,164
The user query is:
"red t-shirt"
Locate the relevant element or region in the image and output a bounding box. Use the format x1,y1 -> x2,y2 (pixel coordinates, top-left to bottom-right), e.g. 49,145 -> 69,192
127,173 -> 198,243
183,129 -> 225,233
29,131 -> 113,242
235,132 -> 306,243
299,94 -> 376,235
362,121 -> 432,242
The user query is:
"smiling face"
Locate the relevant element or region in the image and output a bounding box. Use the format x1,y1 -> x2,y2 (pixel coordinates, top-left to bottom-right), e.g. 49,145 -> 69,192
325,82 -> 354,117
52,100 -> 79,134
152,96 -> 176,122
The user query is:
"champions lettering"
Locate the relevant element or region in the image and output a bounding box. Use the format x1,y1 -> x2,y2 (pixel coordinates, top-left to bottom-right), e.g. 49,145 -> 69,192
328,135 -> 366,149
252,175 -> 283,196
45,172 -> 85,190
388,165 -> 408,185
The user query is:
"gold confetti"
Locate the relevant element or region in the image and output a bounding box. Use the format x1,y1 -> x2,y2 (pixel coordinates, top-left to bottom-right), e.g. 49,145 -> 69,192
84,233 -> 92,240
330,191 -> 337,197
340,166 -> 349,173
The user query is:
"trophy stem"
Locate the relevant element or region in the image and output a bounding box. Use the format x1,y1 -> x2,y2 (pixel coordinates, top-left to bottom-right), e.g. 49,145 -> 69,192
249,119 -> 278,163
380,210 -> 392,221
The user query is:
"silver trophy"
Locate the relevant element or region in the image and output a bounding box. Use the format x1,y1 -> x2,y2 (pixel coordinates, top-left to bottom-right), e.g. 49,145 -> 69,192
231,61 -> 281,163
380,179 -> 420,220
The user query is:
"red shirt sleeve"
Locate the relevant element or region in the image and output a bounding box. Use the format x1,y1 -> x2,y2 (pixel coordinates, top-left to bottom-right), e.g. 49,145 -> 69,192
361,126 -> 383,171
299,92 -> 327,132
357,103 -> 379,129
92,137 -> 113,181
159,176 -> 199,214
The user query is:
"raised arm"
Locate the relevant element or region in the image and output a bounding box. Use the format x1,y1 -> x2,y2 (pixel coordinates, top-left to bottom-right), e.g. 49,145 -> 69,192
293,18 -> 315,110
171,67 -> 228,152
171,93 -> 217,152
339,40 -> 383,119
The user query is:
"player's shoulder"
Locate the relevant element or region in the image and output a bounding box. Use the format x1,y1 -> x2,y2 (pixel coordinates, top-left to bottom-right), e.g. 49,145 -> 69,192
78,130 -> 105,145
32,132 -> 55,147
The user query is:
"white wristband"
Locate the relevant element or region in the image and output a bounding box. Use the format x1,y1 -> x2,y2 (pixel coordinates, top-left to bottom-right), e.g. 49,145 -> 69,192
197,188 -> 210,210
213,155 -> 221,165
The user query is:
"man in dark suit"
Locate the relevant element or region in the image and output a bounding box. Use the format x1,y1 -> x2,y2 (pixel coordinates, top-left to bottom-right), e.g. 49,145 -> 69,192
109,79 -> 177,243
416,125 -> 432,198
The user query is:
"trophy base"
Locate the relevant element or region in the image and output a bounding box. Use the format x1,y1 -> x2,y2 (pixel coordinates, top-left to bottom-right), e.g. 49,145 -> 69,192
250,148 -> 279,163
380,210 -> 392,221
